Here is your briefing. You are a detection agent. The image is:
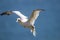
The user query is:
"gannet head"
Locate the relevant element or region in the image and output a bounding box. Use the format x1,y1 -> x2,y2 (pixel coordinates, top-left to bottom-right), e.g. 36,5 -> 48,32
16,18 -> 21,22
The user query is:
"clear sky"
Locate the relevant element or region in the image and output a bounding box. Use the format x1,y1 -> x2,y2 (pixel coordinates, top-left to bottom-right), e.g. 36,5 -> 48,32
0,0 -> 60,40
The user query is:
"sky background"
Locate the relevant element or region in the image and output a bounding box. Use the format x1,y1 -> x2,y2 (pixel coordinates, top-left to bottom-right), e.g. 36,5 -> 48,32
0,0 -> 60,40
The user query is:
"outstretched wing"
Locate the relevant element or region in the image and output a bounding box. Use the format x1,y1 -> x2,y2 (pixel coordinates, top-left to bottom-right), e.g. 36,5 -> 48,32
28,9 -> 44,25
0,11 -> 12,16
12,11 -> 28,22
0,11 -> 28,22
0,11 -> 28,19
12,11 -> 28,19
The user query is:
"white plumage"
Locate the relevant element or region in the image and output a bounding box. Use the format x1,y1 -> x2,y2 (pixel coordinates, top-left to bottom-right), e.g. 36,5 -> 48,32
0,9 -> 44,36
12,11 -> 28,22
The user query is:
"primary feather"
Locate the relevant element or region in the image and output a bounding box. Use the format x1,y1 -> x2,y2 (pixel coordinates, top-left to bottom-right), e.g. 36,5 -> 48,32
28,9 -> 44,25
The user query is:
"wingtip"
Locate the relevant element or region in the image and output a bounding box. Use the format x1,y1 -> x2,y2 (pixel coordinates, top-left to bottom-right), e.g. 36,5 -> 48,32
0,11 -> 12,16
0,13 -> 5,16
34,9 -> 45,11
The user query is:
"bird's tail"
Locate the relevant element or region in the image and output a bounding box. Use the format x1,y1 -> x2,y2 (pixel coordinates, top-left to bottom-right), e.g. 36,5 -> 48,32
30,27 -> 36,37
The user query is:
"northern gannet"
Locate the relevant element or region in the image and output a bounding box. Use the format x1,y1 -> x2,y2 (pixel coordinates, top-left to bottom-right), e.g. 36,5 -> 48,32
0,9 -> 45,36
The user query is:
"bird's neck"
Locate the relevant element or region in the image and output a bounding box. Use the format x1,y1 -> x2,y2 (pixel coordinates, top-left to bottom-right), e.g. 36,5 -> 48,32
18,20 -> 24,25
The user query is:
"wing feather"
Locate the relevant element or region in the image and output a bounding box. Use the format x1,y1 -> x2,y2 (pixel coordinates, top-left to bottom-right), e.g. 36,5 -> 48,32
0,11 -> 12,16
28,9 -> 44,25
0,11 -> 28,22
12,11 -> 28,22
12,11 -> 28,19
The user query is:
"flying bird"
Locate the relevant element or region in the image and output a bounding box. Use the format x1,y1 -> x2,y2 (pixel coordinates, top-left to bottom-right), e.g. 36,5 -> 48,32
0,9 -> 45,36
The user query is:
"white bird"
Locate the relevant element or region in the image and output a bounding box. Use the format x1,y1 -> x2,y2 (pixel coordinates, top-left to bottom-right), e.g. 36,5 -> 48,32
0,9 -> 45,36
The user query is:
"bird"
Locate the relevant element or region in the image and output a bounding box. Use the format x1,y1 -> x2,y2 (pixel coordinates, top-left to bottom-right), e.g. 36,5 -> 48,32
0,9 -> 45,36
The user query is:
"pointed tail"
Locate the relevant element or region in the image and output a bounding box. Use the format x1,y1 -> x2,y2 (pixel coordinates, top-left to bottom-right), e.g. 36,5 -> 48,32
30,27 -> 36,37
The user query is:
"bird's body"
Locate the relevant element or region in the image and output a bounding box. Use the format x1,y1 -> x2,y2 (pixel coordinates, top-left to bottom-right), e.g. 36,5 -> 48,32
0,9 -> 44,36
16,18 -> 36,36
19,21 -> 33,29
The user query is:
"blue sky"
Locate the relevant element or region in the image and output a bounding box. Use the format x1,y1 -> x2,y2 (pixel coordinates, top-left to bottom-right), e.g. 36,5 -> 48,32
0,0 -> 60,40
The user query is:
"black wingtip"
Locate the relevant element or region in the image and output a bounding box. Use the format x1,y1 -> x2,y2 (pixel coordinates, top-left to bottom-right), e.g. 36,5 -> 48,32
0,13 -> 11,16
0,11 -> 12,16
37,9 -> 45,11
0,13 -> 4,16
34,9 -> 45,11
